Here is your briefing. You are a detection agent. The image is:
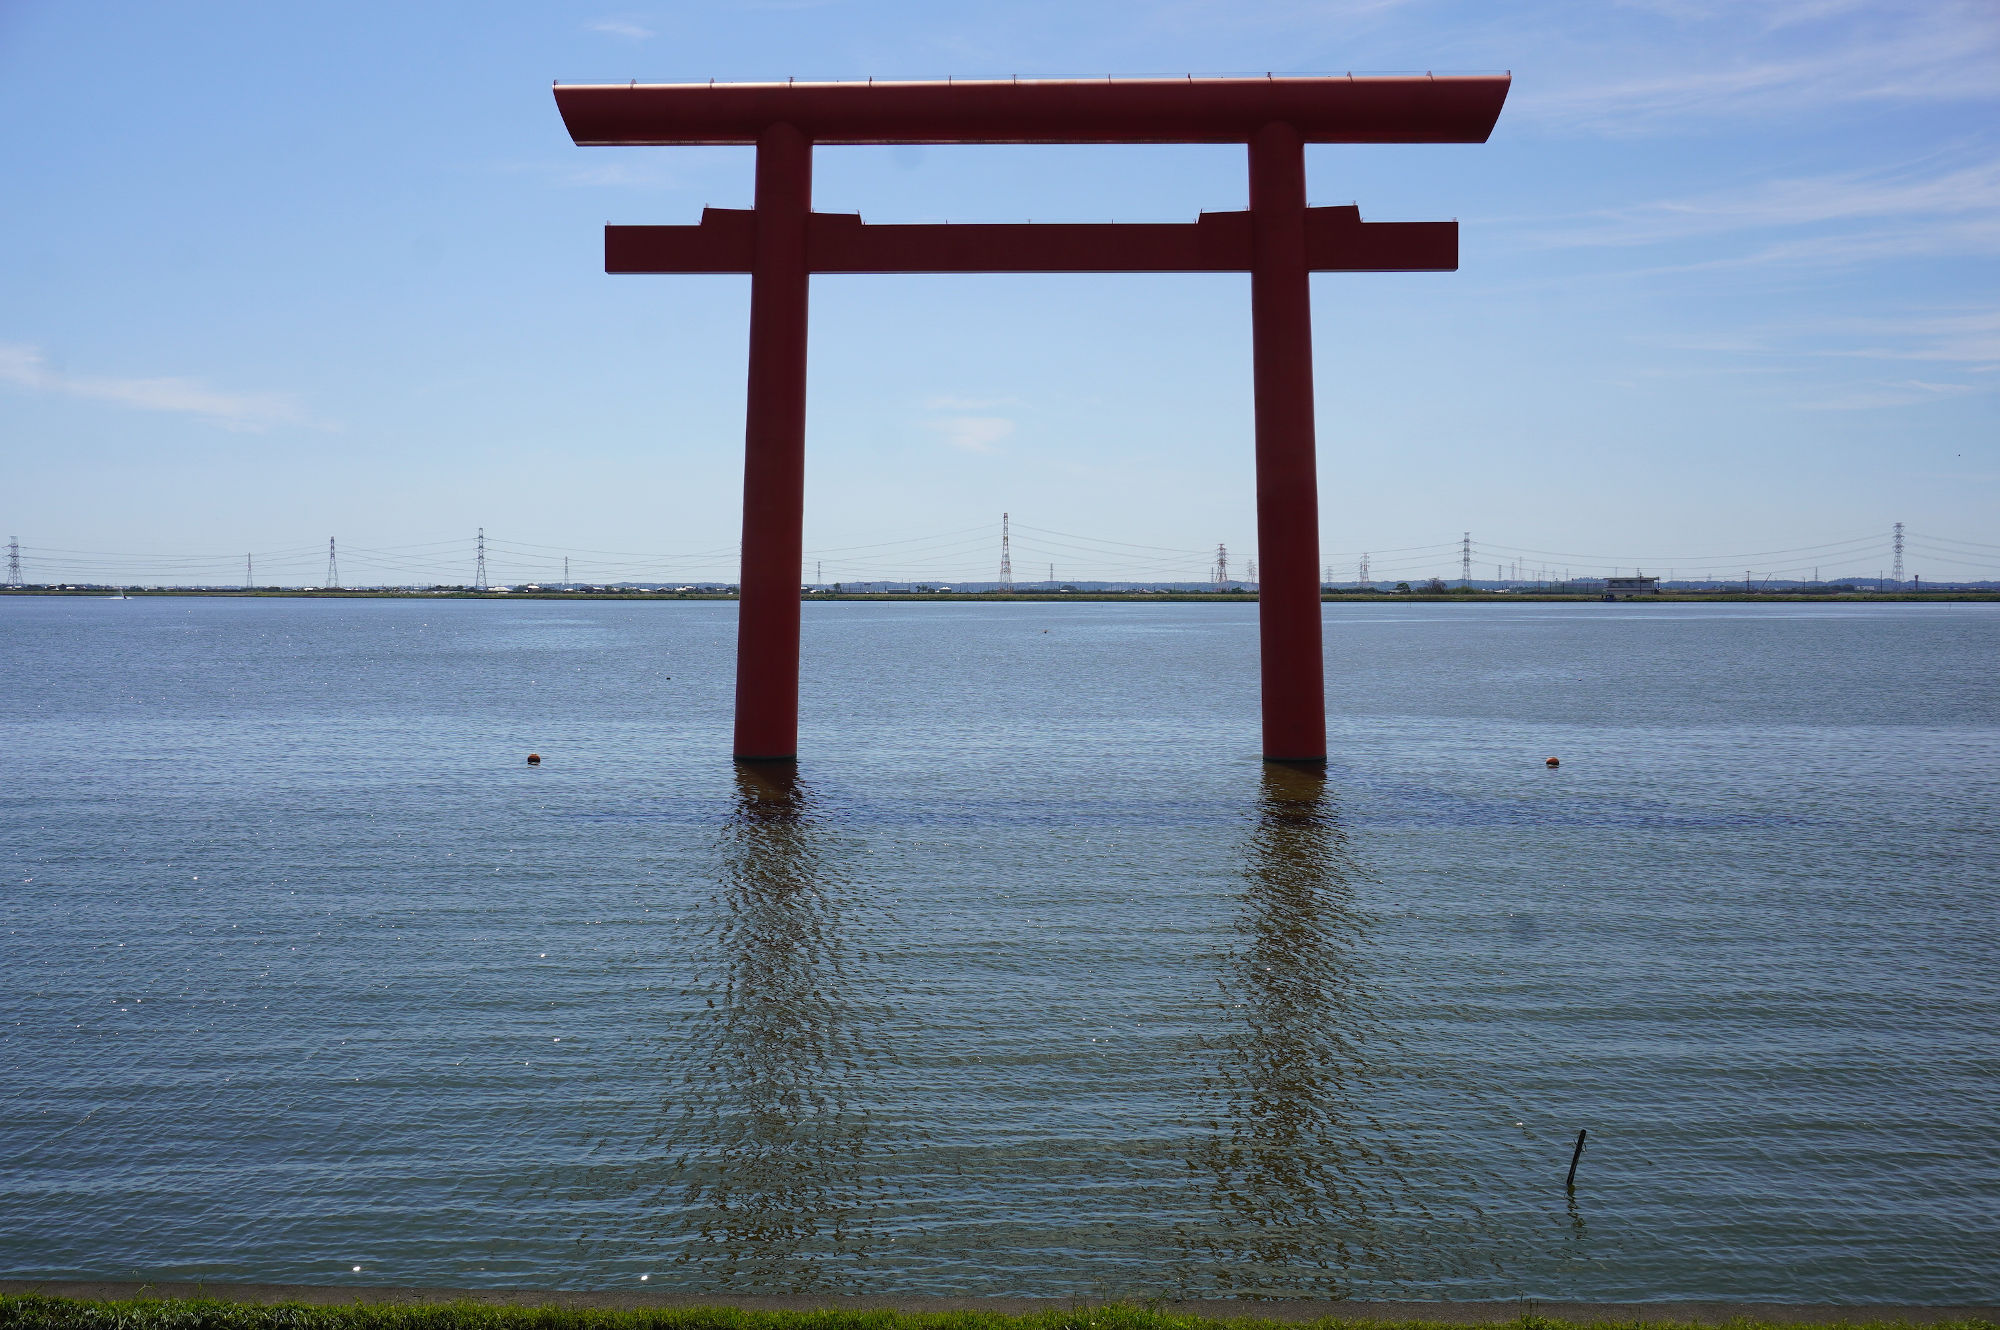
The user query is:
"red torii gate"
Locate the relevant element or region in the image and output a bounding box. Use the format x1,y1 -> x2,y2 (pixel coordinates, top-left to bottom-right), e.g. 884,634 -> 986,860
554,75 -> 1509,763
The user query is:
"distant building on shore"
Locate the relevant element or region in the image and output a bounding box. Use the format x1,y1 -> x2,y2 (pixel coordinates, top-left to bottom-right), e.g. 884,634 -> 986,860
1604,575 -> 1660,599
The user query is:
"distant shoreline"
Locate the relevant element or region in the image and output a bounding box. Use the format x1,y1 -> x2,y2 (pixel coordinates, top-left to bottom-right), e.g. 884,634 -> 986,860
5,588 -> 1996,604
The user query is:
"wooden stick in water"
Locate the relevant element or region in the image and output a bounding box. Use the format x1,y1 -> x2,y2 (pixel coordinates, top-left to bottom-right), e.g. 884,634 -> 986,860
1566,1128 -> 1588,1190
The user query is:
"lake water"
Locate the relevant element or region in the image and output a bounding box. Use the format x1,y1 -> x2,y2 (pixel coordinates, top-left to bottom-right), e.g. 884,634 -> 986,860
2,596 -> 1996,1302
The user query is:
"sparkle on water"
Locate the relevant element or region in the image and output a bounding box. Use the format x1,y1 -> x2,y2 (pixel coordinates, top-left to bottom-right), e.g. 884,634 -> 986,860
0,596 -> 1995,1300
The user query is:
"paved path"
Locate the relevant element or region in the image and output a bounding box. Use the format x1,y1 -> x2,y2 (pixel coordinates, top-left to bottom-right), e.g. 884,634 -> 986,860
2,1281 -> 1994,1323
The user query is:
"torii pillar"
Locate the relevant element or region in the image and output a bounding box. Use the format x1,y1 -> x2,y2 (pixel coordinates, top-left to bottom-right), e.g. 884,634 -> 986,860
1246,120 -> 1321,762
737,122 -> 812,762
555,75 -> 1510,762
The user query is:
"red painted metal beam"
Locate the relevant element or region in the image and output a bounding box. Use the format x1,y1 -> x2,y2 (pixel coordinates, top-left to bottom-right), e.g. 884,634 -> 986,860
607,209 -> 755,273
556,75 -> 1509,146
807,210 -> 1250,272
604,207 -> 1456,274
732,125 -> 812,761
1306,211 -> 1457,271
1248,123 -> 1326,762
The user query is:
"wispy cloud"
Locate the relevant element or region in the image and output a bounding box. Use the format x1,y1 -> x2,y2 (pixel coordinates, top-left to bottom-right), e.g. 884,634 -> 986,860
927,415 -> 1014,453
0,344 -> 321,432
1522,1 -> 2000,132
923,393 -> 1017,411
559,160 -> 680,188
1799,378 -> 1977,410
1141,0 -> 1417,35
1520,151 -> 2000,271
1634,304 -> 2000,409
1816,309 -> 2000,372
586,18 -> 655,40
1625,303 -> 2000,414
495,150 -> 730,191
1552,158 -> 2000,247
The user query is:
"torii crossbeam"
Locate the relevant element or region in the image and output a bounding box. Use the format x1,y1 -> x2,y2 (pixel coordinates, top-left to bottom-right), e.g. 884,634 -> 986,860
555,74 -> 1509,762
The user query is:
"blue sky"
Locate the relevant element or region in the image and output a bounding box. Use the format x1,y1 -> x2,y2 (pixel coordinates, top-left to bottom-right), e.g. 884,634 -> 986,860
2,0 -> 1995,586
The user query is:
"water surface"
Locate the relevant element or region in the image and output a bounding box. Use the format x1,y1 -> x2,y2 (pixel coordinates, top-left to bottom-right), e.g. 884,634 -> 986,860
2,598 -> 1995,1300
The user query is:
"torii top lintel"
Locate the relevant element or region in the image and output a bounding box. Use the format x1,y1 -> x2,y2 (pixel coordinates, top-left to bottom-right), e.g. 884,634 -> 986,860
554,74 -> 1510,146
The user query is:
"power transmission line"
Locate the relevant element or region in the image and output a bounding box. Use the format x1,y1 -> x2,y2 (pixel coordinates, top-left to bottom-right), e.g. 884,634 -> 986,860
10,521 -> 1998,589
998,512 -> 1014,591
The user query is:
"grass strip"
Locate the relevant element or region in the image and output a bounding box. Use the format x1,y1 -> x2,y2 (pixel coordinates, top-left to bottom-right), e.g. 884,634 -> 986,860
2,1297 -> 1994,1330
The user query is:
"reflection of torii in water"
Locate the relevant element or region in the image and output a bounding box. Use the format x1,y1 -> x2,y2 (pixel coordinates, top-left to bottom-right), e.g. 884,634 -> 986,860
656,767 -> 887,1288
555,75 -> 1508,763
1182,766 -> 1437,1294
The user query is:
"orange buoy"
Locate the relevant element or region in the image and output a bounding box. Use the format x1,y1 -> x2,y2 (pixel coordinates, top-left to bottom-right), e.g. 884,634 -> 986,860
1545,756 -> 1560,767
527,753 -> 542,765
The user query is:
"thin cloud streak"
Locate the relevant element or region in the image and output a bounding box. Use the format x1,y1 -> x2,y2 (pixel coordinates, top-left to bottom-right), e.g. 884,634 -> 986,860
493,152 -> 733,191
923,394 -> 1019,410
1531,220 -> 2000,281
1649,310 -> 2000,375
1815,310 -> 2000,372
1506,150 -> 2000,285
1141,0 -> 1419,37
1517,0 -> 2000,133
1799,378 -> 1977,410
1539,158 -> 2000,250
0,344 -> 321,432
586,18 -> 655,40
928,415 -> 1015,452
